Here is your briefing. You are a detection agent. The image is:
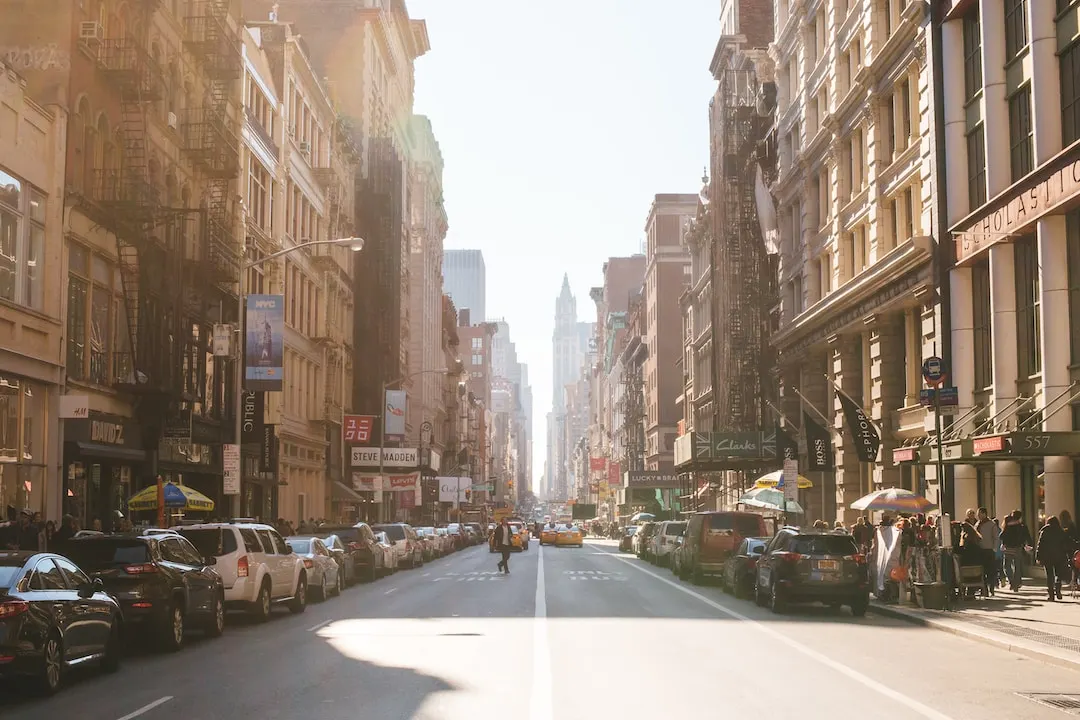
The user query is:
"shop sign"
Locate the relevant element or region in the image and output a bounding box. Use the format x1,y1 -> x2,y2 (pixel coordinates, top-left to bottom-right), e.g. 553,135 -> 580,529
162,409 -> 192,443
259,425 -> 278,475
350,447 -> 418,468
1009,432 -> 1080,456
589,457 -> 607,472
66,413 -> 140,449
342,415 -> 375,444
59,395 -> 89,419
674,430 -> 779,467
241,391 -> 264,445
892,447 -> 918,463
956,151 -> 1080,264
972,435 -> 1006,455
625,471 -> 680,489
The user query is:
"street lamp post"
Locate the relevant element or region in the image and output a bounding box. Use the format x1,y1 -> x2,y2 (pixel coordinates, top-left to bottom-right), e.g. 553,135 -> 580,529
232,236 -> 365,517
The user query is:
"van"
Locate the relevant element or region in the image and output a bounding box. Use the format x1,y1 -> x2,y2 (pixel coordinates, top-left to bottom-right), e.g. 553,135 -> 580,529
680,511 -> 769,584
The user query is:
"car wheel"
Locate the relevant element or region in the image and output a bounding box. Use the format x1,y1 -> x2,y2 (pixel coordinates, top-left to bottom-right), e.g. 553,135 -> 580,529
37,632 -> 63,695
691,565 -> 705,586
251,580 -> 272,622
101,620 -> 121,673
289,575 -> 308,614
733,578 -> 746,600
204,591 -> 226,638
161,602 -> 185,652
850,596 -> 869,617
318,571 -> 330,601
334,569 -> 344,596
770,583 -> 786,614
369,563 -> 378,583
754,579 -> 767,606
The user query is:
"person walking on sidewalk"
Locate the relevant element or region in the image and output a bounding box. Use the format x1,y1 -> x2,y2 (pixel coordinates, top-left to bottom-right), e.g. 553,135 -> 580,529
1037,516 -> 1070,601
1059,510 -> 1080,590
493,518 -> 514,575
977,508 -> 1000,596
1001,510 -> 1032,591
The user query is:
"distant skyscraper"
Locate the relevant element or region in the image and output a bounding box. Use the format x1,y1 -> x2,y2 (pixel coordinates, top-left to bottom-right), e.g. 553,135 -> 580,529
548,274 -> 593,501
442,249 -> 486,321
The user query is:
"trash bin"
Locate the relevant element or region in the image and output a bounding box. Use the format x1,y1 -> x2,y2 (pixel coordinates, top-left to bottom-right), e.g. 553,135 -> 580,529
914,582 -> 947,610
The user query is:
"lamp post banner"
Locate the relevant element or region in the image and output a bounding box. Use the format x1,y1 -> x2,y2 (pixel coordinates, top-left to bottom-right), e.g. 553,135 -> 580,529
384,389 -> 407,440
244,295 -> 284,392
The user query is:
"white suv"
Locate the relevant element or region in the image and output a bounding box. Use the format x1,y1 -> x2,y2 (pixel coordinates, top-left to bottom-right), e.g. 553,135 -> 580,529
178,522 -> 309,621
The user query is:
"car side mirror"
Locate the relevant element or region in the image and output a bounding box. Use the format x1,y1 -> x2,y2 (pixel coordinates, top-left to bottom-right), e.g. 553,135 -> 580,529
204,556 -> 217,566
78,578 -> 102,599
284,544 -> 294,554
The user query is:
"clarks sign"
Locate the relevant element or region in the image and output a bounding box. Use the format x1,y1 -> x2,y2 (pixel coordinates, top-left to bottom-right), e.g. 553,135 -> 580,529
956,152 -> 1080,264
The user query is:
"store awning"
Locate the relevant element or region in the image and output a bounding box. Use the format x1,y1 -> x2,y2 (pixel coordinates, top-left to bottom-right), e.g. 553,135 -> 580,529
331,480 -> 364,503
74,442 -> 146,462
892,432 -> 1080,465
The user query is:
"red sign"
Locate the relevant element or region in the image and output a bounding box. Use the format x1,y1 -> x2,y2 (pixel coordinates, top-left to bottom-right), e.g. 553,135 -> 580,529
387,472 -> 421,490
589,457 -> 607,472
892,448 -> 916,463
973,436 -> 1006,454
607,461 -> 621,486
343,415 -> 375,444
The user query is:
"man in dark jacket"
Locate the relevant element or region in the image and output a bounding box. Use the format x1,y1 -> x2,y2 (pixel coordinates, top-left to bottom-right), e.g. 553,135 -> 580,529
493,519 -> 514,574
1001,509 -> 1032,591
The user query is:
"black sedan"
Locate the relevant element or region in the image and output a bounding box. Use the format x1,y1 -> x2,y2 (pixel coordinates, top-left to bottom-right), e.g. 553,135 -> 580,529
619,526 -> 638,552
0,551 -> 122,695
720,537 -> 768,599
65,533 -> 224,652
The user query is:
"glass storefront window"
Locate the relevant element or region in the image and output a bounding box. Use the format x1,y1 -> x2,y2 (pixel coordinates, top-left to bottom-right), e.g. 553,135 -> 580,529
0,375 -> 47,514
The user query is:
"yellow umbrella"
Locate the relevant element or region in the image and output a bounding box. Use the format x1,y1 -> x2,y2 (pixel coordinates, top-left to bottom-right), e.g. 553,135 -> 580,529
755,469 -> 813,490
128,482 -> 215,513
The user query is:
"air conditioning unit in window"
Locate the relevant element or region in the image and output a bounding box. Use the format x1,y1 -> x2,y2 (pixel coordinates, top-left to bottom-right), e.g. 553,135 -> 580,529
167,111 -> 178,129
79,21 -> 103,46
298,141 -> 311,156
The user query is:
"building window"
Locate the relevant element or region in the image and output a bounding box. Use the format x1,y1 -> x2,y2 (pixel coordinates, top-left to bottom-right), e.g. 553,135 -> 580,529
0,168 -> 45,311
1062,40 -> 1080,147
472,353 -> 483,366
967,124 -> 987,209
1015,236 -> 1041,377
1008,85 -> 1033,181
67,243 -> 123,386
248,158 -> 272,232
1004,0 -> 1028,62
0,375 -> 46,515
471,336 -> 482,350
963,12 -> 982,101
1067,211 -> 1080,364
972,261 -> 993,390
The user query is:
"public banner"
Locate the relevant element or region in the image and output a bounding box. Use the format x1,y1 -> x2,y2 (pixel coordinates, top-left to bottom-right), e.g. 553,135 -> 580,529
607,461 -> 621,486
384,389 -> 406,440
836,389 -> 881,462
342,415 -> 375,445
589,457 -> 607,472
802,411 -> 833,470
241,391 -> 264,444
244,295 -> 284,392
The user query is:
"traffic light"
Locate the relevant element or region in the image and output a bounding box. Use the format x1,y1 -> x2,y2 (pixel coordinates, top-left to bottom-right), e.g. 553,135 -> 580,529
464,489 -> 471,502
508,480 -> 514,490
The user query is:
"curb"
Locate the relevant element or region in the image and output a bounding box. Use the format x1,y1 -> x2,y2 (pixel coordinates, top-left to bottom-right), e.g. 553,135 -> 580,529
869,602 -> 1080,671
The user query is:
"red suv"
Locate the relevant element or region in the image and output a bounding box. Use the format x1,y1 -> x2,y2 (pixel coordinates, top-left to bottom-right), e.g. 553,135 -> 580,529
679,511 -> 770,584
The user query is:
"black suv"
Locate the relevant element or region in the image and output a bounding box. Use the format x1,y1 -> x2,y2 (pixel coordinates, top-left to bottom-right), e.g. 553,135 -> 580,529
65,532 -> 225,651
753,528 -> 869,616
316,524 -> 380,583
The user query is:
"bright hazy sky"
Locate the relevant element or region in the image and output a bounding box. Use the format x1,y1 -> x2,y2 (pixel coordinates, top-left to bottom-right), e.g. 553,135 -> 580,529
409,0 -> 720,488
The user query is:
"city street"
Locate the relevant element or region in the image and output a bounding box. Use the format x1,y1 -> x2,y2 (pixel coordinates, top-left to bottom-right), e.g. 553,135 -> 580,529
3,540 -> 1080,720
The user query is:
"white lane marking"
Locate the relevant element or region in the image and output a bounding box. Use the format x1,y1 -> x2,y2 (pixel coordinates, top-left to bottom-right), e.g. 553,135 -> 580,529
307,619 -> 333,632
530,545 -> 553,720
422,572 -> 430,577
385,587 -> 398,595
606,551 -> 954,720
116,696 -> 174,720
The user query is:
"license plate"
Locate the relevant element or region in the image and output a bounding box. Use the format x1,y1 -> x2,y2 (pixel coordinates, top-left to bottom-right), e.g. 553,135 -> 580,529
815,559 -> 840,571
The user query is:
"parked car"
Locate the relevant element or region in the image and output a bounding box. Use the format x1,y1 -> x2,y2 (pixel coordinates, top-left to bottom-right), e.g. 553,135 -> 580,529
286,537 -> 342,600
445,523 -> 467,550
373,531 -> 397,576
465,523 -> 485,544
0,551 -> 122,694
373,523 -> 423,568
633,522 -> 659,560
720,537 -> 768,599
754,528 -> 869,616
679,511 -> 769,584
65,533 -> 225,651
618,526 -> 638,552
176,522 -> 308,621
315,523 -> 381,583
649,521 -> 686,567
670,535 -> 687,576
434,527 -> 453,555
413,528 -> 438,561
318,534 -> 357,586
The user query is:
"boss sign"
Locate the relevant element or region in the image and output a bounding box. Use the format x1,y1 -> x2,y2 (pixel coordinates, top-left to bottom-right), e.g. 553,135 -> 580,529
343,415 -> 375,444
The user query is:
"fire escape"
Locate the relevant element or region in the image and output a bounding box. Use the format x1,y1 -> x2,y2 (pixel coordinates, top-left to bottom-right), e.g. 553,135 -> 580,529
183,0 -> 241,290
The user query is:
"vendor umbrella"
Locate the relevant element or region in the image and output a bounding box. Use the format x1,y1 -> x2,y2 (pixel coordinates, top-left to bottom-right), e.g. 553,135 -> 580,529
738,487 -> 804,514
128,482 -> 215,513
630,512 -> 655,523
850,487 -> 935,514
754,469 -> 813,490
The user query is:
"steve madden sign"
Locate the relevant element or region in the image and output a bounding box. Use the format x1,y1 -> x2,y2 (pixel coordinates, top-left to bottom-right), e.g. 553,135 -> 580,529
350,447 -> 419,468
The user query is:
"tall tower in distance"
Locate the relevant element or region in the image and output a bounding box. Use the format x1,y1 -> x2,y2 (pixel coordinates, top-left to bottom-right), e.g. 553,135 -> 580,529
442,249 -> 486,321
552,274 -> 579,413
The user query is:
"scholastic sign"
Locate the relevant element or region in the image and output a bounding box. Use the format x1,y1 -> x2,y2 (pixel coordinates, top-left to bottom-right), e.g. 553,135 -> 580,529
342,415 -> 375,444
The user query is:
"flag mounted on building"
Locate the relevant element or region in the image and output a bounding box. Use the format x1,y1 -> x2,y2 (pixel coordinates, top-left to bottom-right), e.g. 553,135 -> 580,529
776,422 -> 799,461
835,389 -> 880,462
802,411 -> 834,470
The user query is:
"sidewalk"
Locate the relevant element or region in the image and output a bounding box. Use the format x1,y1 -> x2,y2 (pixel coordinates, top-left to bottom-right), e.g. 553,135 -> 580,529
871,582 -> 1080,670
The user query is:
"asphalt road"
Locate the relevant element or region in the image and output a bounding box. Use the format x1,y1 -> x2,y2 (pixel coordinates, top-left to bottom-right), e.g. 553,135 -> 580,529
3,539 -> 1080,719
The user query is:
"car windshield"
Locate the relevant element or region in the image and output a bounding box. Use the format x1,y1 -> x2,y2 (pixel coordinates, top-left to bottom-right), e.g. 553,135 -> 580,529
65,540 -> 151,569
288,538 -> 312,553
374,525 -> 406,541
375,533 -> 390,544
665,522 -> 687,536
625,527 -> 638,535
178,528 -> 238,557
792,535 -> 859,555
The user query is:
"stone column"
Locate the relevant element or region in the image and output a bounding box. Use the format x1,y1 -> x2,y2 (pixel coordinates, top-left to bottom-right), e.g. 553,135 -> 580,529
978,0 -> 1010,197
949,267 -> 978,515
831,334 -> 867,524
870,314 -> 905,491
1040,215 -> 1074,518
1028,0 -> 1063,164
990,242 -> 1022,518
941,18 -> 970,223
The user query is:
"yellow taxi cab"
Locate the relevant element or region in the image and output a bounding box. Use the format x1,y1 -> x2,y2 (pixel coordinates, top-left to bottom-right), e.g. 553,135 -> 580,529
489,522 -> 527,552
555,524 -> 584,548
540,523 -> 559,545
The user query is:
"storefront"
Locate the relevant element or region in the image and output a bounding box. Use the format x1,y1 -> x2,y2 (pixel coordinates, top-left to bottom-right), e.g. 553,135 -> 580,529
156,415 -> 226,520
62,413 -> 145,531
